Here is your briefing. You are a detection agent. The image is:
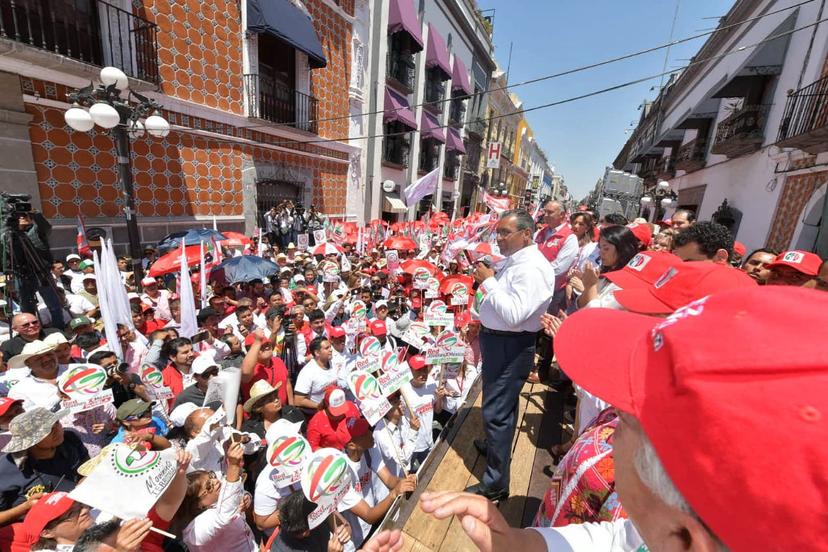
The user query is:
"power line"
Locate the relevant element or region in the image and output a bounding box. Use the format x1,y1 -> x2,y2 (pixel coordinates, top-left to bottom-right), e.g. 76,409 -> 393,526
158,14 -> 828,150
185,0 -> 814,131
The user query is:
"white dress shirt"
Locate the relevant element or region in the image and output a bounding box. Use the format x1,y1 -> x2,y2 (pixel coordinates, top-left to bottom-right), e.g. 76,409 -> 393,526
183,478 -> 256,552
531,518 -> 644,551
478,244 -> 556,332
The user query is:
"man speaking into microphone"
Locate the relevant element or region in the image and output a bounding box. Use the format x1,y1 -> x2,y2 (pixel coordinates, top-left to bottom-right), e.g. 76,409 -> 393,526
470,210 -> 555,501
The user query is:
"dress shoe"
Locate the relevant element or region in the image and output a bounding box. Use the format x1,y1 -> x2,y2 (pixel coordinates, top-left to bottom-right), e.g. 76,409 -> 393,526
465,482 -> 509,503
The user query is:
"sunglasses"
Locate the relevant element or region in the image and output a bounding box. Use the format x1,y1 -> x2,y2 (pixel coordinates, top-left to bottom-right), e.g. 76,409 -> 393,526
16,320 -> 40,328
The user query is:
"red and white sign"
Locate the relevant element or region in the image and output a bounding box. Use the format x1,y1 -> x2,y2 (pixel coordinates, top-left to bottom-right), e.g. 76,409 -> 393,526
486,142 -> 501,169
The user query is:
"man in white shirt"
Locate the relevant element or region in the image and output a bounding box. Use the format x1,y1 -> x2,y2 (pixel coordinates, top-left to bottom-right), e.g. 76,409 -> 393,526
140,276 -> 172,321
472,210 -> 554,501
293,336 -> 338,413
6,340 -> 65,410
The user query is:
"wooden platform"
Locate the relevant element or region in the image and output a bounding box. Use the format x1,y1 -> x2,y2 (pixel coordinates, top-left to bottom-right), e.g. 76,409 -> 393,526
378,378 -> 565,551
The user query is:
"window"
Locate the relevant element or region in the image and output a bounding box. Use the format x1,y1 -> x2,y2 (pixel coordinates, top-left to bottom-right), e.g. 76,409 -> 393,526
419,138 -> 441,173
424,68 -> 446,111
383,121 -> 411,167
387,33 -> 416,91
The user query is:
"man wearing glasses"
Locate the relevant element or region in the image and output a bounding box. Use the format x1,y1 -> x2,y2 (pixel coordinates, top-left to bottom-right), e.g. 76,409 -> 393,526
470,210 -> 555,502
0,313 -> 61,363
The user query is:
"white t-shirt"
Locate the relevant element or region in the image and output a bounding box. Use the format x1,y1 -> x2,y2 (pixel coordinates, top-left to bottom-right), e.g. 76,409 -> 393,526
338,449 -> 390,546
253,468 -> 294,517
65,293 -> 95,317
373,418 -> 418,477
8,369 -> 66,411
295,359 -> 338,404
403,377 -> 437,453
531,519 -> 645,551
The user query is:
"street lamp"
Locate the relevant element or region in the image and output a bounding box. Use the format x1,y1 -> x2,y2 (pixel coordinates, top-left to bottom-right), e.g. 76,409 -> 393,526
64,66 -> 169,285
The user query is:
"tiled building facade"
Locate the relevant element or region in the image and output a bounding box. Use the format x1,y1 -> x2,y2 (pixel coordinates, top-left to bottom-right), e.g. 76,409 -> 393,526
0,0 -> 357,255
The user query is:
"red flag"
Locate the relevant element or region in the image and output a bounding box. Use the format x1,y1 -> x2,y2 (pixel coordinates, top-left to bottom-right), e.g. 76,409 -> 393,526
481,190 -> 511,214
76,215 -> 91,257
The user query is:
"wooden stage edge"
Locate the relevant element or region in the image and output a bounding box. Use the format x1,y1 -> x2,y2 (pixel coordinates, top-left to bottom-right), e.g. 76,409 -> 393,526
376,378 -> 558,552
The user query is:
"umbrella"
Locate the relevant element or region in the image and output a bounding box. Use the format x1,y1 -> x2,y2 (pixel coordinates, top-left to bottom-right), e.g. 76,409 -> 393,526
401,259 -> 439,276
148,245 -> 203,277
218,231 -> 252,247
439,274 -> 474,295
158,229 -> 226,252
311,242 -> 345,256
467,242 -> 499,256
210,255 -> 280,285
383,236 -> 417,251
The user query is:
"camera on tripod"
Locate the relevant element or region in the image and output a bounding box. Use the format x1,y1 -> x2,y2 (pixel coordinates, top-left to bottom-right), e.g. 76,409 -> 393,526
1,193 -> 33,231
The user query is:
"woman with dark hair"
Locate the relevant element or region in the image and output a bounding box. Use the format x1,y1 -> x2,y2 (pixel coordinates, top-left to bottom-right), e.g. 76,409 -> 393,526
572,225 -> 640,309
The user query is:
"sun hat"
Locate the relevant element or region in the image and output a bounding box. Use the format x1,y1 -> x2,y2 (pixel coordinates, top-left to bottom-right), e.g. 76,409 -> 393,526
66,254 -> 81,262
2,407 -> 69,453
243,379 -> 283,413
141,276 -> 157,287
765,250 -> 822,276
6,340 -> 56,370
115,398 -> 155,421
555,286 -> 828,552
42,333 -> 68,347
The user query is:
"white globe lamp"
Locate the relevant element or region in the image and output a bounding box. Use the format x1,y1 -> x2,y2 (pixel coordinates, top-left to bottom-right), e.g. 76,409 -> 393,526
640,195 -> 652,206
64,106 -> 94,132
657,180 -> 671,192
99,66 -> 129,91
145,113 -> 170,138
88,102 -> 120,129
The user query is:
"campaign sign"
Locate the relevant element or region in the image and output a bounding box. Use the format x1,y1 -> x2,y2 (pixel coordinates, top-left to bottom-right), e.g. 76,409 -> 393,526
386,250 -> 400,272
412,267 -> 432,290
377,350 -> 412,396
350,300 -> 368,321
348,370 -> 391,425
266,432 -> 310,489
58,364 -> 114,414
140,365 -> 175,402
313,229 -> 327,244
449,282 -> 470,305
301,448 -> 353,529
322,261 -> 340,283
424,300 -> 455,327
424,277 -> 441,299
297,233 -> 309,251
424,345 -> 466,365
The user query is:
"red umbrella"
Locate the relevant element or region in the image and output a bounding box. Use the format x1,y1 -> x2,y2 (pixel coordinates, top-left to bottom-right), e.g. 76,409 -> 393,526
401,259 -> 439,276
311,242 -> 344,256
439,274 -> 474,295
383,236 -> 418,251
219,231 -> 252,247
148,245 -> 203,277
467,242 -> 498,256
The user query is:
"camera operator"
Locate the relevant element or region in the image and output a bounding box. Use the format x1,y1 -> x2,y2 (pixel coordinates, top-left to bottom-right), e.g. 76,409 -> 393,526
1,198 -> 65,330
291,203 -> 306,246
88,350 -> 150,408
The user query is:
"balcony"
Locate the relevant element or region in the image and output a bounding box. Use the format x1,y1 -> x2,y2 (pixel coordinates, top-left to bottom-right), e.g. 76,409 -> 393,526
424,78 -> 445,113
448,98 -> 466,128
675,138 -> 708,173
657,157 -> 676,180
383,136 -> 410,168
467,117 -> 486,138
0,0 -> 159,84
386,51 -> 415,93
777,75 -> 828,154
244,74 -> 318,134
711,104 -> 769,158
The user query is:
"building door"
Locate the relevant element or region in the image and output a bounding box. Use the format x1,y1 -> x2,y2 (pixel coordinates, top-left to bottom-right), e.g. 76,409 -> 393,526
256,180 -> 302,228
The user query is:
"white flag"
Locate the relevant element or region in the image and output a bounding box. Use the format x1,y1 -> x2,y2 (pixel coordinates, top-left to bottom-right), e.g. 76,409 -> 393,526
70,445 -> 177,520
199,241 -> 208,309
403,167 -> 439,207
178,242 -> 198,339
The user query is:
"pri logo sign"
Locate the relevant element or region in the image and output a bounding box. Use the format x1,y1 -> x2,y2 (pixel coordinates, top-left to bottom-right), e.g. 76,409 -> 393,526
302,449 -> 350,502
267,435 -> 309,470
626,254 -> 651,272
449,282 -> 469,298
654,267 -> 679,289
413,267 -> 431,286
783,251 -> 805,264
350,300 -> 367,320
381,351 -> 398,373
111,445 -> 161,477
59,365 -> 107,397
349,371 -> 382,401
435,330 -> 459,348
141,365 -> 164,389
359,336 -> 382,357
428,300 -> 448,316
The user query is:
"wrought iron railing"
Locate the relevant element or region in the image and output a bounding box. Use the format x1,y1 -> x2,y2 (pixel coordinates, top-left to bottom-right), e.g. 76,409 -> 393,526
466,117 -> 487,137
424,78 -> 445,111
383,135 -> 410,167
0,0 -> 159,83
387,51 -> 415,90
714,104 -> 769,145
244,74 -> 319,134
675,138 -> 707,169
778,75 -> 828,142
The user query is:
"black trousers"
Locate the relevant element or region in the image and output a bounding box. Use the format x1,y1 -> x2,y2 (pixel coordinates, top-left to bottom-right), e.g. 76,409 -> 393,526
479,330 -> 536,491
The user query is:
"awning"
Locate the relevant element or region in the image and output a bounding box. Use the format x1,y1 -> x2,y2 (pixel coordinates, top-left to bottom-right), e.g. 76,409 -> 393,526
426,24 -> 452,80
384,87 -> 418,131
247,0 -> 327,69
388,0 -> 424,52
446,128 -> 466,153
452,57 -> 472,95
421,111 -> 445,143
384,194 -> 408,213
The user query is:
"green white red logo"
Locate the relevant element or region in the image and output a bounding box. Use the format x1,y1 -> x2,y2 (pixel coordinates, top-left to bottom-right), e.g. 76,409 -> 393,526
141,365 -> 164,388
359,336 -> 381,357
351,301 -> 367,320
60,365 -> 107,396
409,322 -> 430,338
267,435 -> 309,469
381,351 -> 398,373
428,300 -> 448,315
450,283 -> 468,297
436,331 -> 459,347
349,371 -> 382,401
304,450 -> 349,502
111,445 -> 160,476
413,267 -> 431,283
426,277 -> 440,292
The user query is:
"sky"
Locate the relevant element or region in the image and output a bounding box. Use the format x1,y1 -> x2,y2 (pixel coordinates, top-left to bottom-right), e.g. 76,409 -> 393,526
476,0 -> 735,200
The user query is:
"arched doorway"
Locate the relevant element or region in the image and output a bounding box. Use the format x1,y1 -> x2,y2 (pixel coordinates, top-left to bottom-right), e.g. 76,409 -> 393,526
256,179 -> 303,228
791,182 -> 827,255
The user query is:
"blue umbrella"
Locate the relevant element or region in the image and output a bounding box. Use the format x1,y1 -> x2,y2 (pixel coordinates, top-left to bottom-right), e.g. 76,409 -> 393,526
210,255 -> 280,284
157,229 -> 227,252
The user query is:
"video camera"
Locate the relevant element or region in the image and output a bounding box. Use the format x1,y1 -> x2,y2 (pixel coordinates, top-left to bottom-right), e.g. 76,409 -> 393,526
0,193 -> 32,232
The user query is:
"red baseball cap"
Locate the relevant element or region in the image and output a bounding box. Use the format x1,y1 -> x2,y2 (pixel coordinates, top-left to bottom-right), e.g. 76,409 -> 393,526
555,287 -> 828,551
343,416 -> 372,442
369,319 -> 387,336
733,240 -> 747,257
15,492 -> 76,549
604,251 -> 683,290
614,261 -> 756,314
324,387 -> 349,417
329,325 -> 346,339
766,250 -> 822,276
626,222 -> 652,248
0,397 -> 22,417
408,354 -> 427,371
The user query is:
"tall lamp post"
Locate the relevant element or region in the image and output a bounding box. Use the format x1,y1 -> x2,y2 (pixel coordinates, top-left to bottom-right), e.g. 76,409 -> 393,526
63,66 -> 170,285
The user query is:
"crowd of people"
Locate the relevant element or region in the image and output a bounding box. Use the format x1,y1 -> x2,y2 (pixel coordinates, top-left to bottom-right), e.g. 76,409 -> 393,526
0,200 -> 826,552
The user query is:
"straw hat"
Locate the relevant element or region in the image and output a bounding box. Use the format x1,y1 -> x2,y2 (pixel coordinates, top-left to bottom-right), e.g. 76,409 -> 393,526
243,380 -> 283,413
6,340 -> 56,370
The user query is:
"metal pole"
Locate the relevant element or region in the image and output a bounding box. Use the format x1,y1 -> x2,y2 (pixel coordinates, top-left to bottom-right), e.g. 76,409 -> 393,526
114,125 -> 144,285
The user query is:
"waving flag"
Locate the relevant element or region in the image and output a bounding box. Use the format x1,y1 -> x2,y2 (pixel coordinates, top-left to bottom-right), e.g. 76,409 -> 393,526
481,188 -> 511,214
76,215 -> 91,256
404,167 -> 439,206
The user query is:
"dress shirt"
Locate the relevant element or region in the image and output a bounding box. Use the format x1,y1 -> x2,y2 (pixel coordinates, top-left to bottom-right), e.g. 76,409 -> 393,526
183,478 -> 257,552
531,518 -> 644,551
478,244 -> 556,332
